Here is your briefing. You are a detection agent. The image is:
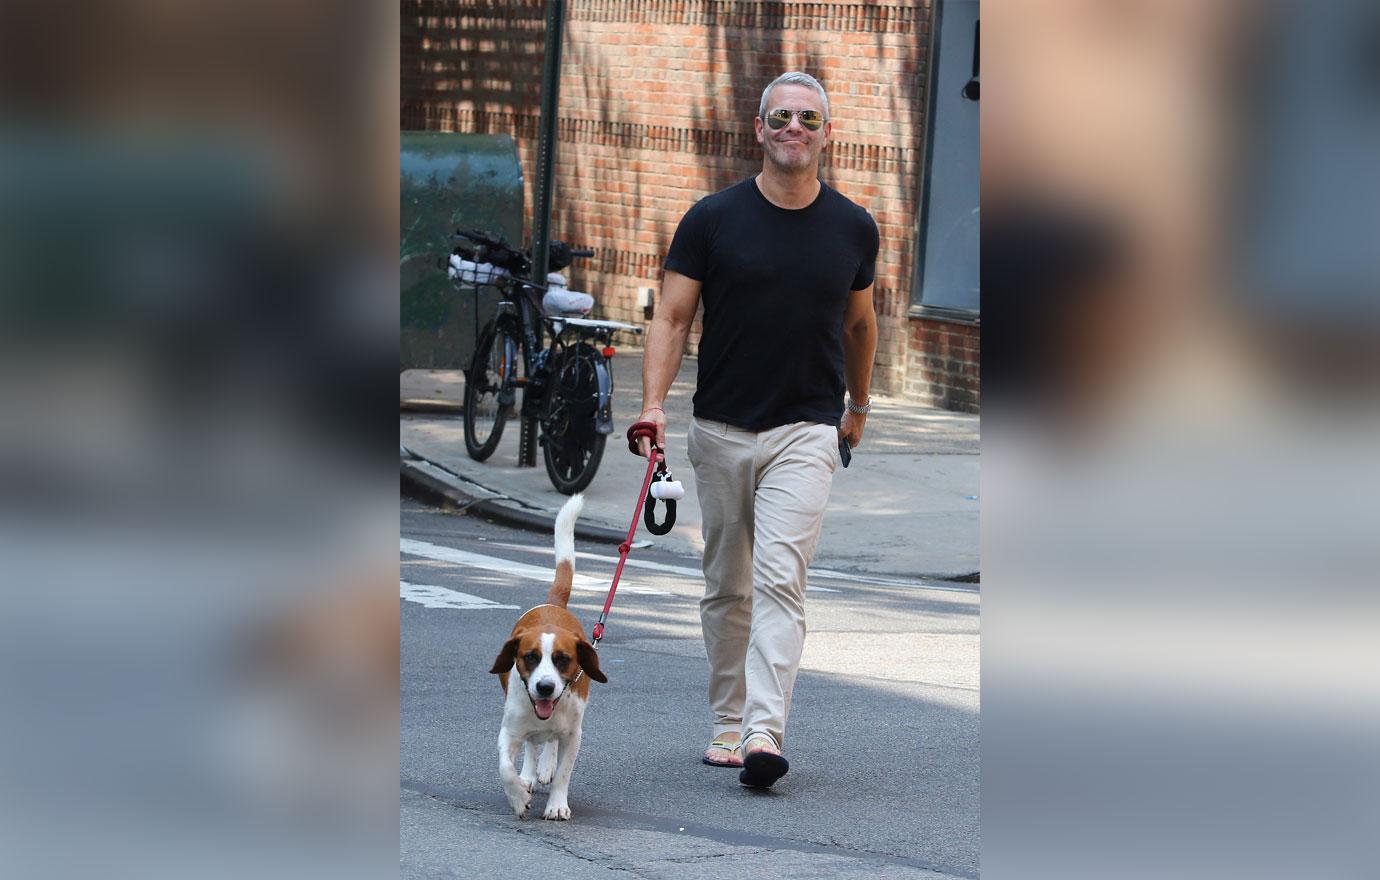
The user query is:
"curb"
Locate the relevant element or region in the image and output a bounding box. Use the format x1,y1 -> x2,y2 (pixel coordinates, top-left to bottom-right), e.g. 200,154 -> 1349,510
400,456 -> 630,546
400,448 -> 979,585
400,399 -> 463,415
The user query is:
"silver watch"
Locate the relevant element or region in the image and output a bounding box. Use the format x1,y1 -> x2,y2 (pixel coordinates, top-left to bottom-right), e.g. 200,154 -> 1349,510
845,397 -> 871,415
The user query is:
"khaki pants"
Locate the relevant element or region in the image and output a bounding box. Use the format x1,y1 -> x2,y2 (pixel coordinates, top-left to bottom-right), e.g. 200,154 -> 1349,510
687,417 -> 839,748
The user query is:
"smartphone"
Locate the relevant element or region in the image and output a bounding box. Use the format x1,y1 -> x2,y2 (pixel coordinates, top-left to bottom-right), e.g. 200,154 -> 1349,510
838,437 -> 852,468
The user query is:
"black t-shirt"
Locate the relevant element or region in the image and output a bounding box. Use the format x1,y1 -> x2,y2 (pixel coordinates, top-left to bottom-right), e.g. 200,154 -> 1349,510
664,176 -> 879,430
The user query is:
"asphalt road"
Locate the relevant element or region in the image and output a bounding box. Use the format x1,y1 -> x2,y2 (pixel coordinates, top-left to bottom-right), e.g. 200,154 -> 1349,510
401,498 -> 980,879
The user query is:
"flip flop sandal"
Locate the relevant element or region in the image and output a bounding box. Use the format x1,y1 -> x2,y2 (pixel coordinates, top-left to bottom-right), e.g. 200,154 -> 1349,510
738,732 -> 789,788
701,735 -> 743,767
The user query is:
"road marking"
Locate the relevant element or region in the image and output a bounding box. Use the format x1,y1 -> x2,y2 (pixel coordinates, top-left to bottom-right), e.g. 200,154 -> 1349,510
400,538 -> 670,595
400,580 -> 520,610
488,543 -> 843,592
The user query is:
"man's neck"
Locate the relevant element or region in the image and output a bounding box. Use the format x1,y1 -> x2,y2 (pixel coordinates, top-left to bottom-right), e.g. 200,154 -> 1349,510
755,166 -> 821,209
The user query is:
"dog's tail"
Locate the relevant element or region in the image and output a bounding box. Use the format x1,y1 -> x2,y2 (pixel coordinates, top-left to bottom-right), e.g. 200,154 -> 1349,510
546,494 -> 583,608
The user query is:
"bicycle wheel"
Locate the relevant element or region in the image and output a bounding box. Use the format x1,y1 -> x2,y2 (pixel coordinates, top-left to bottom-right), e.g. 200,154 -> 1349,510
540,343 -> 607,495
463,320 -> 516,461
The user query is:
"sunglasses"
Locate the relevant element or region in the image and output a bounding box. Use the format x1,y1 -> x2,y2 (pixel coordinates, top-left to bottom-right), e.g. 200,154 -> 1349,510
762,108 -> 826,131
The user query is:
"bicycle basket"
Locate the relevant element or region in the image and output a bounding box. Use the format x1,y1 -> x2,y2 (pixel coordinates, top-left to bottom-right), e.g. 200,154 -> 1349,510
448,255 -> 510,286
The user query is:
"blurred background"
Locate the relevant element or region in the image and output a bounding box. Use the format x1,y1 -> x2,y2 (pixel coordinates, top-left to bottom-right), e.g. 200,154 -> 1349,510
2,0 -> 1378,876
983,0 -> 1379,877
0,1 -> 398,877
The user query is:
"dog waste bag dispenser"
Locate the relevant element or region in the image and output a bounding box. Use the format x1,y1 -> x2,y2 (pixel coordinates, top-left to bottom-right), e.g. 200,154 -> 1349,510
400,132 -> 524,371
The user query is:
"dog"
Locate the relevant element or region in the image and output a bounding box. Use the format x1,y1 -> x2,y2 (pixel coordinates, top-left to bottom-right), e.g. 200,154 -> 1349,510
490,494 -> 606,820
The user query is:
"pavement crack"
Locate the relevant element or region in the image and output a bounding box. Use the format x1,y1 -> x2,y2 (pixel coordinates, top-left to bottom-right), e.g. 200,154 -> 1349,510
651,848 -> 775,864
520,835 -> 652,877
404,779 -> 655,876
404,778 -> 972,878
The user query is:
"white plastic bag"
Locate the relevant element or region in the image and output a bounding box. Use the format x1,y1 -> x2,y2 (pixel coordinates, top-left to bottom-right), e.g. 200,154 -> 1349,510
448,255 -> 509,285
649,480 -> 685,501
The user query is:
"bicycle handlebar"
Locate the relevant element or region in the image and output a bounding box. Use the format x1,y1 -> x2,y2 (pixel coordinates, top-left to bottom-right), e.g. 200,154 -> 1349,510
448,230 -> 592,276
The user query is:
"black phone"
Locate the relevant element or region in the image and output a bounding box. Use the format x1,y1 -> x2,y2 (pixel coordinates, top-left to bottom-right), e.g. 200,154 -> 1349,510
838,437 -> 852,468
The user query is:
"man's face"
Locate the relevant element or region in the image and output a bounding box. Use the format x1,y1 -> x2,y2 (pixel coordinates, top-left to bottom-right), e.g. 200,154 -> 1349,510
755,83 -> 831,172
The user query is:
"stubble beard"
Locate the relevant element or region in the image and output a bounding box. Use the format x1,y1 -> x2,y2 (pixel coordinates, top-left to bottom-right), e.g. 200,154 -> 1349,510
764,139 -> 817,174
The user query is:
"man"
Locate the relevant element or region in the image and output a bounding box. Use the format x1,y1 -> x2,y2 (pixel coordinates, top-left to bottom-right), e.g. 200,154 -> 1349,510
637,72 -> 879,788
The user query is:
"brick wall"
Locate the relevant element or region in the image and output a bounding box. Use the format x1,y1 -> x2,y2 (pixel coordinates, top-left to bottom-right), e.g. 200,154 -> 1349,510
401,0 -> 978,411
906,316 -> 979,412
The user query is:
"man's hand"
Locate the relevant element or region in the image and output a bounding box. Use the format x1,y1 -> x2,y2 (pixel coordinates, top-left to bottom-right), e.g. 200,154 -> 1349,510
636,406 -> 667,459
839,410 -> 865,449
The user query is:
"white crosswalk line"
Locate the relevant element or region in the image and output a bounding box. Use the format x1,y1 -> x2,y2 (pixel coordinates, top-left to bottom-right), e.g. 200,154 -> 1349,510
400,580 -> 520,610
399,538 -> 670,595
487,542 -> 843,592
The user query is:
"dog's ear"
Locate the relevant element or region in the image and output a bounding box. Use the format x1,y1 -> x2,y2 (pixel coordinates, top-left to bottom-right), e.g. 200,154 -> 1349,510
490,637 -> 520,674
576,639 -> 607,683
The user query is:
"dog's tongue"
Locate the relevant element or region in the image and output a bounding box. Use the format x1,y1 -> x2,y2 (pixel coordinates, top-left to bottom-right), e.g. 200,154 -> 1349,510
534,699 -> 556,720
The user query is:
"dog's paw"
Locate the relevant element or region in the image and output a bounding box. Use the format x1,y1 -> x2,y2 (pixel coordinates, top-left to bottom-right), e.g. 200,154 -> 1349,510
519,768 -> 538,790
503,782 -> 533,818
536,745 -> 557,785
541,801 -> 571,821
507,793 -> 532,818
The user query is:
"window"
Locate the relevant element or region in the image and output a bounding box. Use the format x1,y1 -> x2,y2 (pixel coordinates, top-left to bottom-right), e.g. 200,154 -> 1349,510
911,0 -> 980,321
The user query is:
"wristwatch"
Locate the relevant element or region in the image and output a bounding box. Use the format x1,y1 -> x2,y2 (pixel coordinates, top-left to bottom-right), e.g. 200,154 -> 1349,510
845,397 -> 871,415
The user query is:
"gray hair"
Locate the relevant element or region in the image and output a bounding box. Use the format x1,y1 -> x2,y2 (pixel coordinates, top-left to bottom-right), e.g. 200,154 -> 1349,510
758,72 -> 830,120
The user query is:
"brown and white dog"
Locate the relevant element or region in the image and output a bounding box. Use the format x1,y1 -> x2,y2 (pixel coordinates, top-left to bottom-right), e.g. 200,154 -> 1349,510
490,494 -> 606,820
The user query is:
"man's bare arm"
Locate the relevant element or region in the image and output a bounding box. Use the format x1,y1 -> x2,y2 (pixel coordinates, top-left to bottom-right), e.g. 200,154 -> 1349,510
838,284 -> 878,447
638,270 -> 702,456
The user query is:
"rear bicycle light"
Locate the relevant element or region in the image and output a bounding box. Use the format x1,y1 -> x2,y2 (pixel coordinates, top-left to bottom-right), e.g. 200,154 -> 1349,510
602,346 -> 616,358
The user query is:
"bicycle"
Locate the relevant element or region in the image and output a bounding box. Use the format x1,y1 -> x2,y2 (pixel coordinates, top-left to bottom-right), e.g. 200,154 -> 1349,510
443,229 -> 642,495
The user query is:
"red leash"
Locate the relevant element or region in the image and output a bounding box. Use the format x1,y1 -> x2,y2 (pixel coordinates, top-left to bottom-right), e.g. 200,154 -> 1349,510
589,421 -> 678,647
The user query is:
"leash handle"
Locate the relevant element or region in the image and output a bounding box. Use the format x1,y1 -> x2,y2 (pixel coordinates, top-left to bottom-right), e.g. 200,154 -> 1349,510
626,420 -> 661,457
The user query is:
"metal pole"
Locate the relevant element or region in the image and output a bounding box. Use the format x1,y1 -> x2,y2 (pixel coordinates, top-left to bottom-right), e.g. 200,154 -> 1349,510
521,0 -> 565,468
531,0 -> 564,287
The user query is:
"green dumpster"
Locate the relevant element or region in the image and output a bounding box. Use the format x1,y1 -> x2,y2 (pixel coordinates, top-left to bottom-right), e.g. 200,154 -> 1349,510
400,132 -> 524,370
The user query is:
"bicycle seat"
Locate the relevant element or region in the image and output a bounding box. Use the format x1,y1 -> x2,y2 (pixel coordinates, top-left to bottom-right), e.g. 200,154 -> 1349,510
542,288 -> 595,316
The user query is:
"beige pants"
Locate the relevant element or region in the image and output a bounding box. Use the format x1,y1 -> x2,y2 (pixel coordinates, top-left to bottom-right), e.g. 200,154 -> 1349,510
687,417 -> 839,749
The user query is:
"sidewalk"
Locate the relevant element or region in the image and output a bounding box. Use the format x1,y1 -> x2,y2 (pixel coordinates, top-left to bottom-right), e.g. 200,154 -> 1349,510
400,353 -> 979,580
